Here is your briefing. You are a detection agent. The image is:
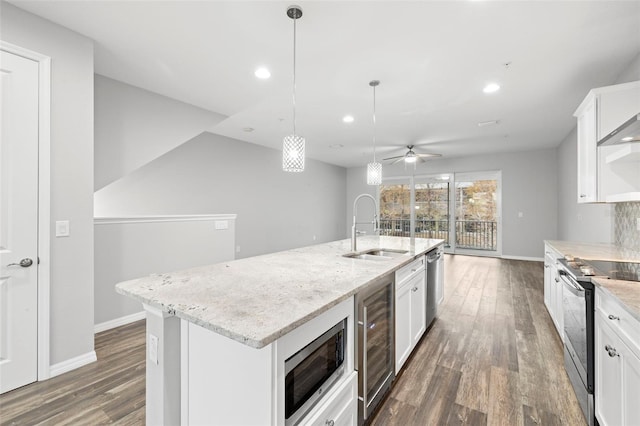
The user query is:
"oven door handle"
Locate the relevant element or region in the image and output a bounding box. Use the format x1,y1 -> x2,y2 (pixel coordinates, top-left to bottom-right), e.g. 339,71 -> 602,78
558,269 -> 584,295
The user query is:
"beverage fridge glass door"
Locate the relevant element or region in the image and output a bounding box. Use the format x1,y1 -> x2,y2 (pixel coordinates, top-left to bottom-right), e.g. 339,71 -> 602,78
357,275 -> 394,424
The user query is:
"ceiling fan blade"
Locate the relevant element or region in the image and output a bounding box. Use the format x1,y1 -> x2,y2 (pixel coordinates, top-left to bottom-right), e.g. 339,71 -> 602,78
416,153 -> 442,158
382,155 -> 405,161
392,157 -> 406,164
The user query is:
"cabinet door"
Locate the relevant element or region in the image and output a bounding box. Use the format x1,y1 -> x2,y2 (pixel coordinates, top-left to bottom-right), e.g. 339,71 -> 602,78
576,97 -> 598,203
395,281 -> 412,373
595,316 -> 623,426
543,256 -> 552,311
410,273 -> 426,346
553,266 -> 564,342
623,348 -> 640,426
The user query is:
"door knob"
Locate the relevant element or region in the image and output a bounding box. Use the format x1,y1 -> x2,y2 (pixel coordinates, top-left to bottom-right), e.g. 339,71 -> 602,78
6,258 -> 33,268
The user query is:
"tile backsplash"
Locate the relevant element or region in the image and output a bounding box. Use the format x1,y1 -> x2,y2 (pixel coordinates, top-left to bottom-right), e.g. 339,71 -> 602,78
615,202 -> 640,252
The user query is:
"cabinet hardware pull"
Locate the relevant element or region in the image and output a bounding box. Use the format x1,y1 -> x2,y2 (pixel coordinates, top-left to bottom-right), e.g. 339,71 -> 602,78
580,194 -> 587,198
326,420 -> 335,426
605,345 -> 620,358
608,314 -> 620,321
412,287 -> 418,292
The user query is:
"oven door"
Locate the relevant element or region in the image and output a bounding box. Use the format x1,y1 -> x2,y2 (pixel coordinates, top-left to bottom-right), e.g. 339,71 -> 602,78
559,269 -> 588,386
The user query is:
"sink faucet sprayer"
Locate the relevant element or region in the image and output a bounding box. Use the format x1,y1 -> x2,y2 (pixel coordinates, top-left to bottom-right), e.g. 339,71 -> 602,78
351,193 -> 379,252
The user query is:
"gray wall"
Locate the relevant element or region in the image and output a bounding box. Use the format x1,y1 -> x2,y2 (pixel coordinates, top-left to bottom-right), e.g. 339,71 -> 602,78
94,216 -> 235,326
94,132 -> 347,258
556,52 -> 640,243
1,3 -> 95,365
94,75 -> 225,190
346,148 -> 558,259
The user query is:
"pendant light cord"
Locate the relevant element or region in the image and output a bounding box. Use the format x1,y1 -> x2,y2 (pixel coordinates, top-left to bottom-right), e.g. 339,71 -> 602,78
373,84 -> 377,162
292,14 -> 297,135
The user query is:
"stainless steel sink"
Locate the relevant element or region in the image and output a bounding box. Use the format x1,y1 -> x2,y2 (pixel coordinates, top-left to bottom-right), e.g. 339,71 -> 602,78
343,248 -> 409,261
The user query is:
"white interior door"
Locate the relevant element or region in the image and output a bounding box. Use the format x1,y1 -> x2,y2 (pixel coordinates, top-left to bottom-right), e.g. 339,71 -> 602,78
0,51 -> 40,394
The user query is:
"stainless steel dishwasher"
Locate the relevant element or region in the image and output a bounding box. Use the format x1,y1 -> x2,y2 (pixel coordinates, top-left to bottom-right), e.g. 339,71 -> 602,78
355,273 -> 394,425
426,246 -> 443,327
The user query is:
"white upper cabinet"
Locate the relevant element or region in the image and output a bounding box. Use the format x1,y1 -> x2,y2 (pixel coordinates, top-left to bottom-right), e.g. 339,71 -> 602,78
574,81 -> 640,203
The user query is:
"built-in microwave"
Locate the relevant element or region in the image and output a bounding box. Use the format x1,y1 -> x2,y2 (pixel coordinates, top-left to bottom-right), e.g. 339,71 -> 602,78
284,318 -> 347,425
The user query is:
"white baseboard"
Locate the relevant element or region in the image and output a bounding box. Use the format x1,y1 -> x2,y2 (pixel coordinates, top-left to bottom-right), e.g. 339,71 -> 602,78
501,255 -> 543,262
94,311 -> 146,334
49,351 -> 97,378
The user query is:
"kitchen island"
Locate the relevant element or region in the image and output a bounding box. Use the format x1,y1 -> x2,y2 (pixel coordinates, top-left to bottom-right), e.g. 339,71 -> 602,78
116,236 -> 444,425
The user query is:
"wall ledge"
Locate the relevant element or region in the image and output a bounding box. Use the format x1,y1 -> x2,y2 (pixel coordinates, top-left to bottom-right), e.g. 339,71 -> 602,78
94,214 -> 237,225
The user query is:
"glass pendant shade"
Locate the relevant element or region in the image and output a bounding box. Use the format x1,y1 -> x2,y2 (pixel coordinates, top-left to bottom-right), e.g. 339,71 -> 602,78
283,134 -> 305,172
367,162 -> 382,185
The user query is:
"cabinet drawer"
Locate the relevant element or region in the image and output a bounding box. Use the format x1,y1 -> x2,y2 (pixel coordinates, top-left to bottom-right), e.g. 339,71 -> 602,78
396,256 -> 425,285
303,371 -> 357,426
596,289 -> 640,359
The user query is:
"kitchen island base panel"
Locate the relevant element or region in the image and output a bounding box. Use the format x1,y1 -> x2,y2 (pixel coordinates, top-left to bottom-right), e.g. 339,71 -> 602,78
144,297 -> 355,425
143,304 -> 181,426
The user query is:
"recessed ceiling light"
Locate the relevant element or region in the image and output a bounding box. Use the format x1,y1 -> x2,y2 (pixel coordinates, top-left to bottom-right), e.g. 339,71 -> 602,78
483,82 -> 500,94
243,127 -> 254,132
254,67 -> 271,79
343,115 -> 354,123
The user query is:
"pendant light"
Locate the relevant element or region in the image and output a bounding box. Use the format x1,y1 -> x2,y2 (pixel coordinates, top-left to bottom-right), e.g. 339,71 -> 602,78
367,80 -> 382,185
282,5 -> 305,172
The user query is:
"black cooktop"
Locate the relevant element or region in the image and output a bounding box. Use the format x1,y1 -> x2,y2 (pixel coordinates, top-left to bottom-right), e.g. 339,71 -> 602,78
559,256 -> 640,282
586,259 -> 640,282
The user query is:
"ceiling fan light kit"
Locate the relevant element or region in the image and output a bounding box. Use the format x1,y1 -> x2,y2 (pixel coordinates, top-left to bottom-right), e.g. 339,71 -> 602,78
367,80 -> 382,185
282,5 -> 305,173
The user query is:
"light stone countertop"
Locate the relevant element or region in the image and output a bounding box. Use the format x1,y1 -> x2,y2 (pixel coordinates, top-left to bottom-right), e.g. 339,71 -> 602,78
545,240 -> 640,320
593,277 -> 640,322
544,240 -> 640,262
116,236 -> 444,348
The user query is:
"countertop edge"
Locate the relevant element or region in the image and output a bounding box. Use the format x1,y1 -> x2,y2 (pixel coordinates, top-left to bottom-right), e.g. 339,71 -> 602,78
116,238 -> 444,348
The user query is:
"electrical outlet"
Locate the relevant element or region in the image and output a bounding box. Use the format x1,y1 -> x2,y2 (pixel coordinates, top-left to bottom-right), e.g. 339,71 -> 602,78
149,334 -> 159,365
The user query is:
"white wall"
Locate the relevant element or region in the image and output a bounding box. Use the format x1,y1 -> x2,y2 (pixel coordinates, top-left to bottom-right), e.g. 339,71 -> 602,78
346,148 -> 558,259
94,75 -> 225,190
1,3 -> 95,365
556,51 -> 640,242
95,132 -> 347,258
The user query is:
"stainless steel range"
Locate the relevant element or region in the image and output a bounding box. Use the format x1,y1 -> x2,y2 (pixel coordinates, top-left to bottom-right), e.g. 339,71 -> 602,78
558,256 -> 640,426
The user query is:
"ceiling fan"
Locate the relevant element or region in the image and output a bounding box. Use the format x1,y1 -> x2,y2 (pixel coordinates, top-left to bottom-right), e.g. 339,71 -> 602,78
382,145 -> 442,164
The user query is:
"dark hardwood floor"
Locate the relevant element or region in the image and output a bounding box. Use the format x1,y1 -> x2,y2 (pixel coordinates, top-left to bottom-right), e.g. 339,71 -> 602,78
372,255 -> 585,426
0,255 -> 584,425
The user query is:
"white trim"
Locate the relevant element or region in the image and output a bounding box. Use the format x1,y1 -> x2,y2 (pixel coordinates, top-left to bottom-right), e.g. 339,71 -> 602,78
49,351 -> 97,378
1,41 -> 52,381
180,319 -> 190,426
94,214 -> 237,225
143,303 -> 168,318
94,311 -> 146,334
501,255 -> 544,262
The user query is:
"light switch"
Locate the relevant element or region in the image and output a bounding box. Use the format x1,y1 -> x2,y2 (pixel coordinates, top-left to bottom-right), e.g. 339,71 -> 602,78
215,220 -> 229,230
55,220 -> 70,237
149,334 -> 159,365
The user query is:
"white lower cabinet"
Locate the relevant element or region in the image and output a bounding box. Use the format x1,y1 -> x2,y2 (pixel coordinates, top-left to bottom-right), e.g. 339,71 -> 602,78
543,244 -> 563,342
302,371 -> 357,426
395,258 -> 426,373
595,290 -> 640,426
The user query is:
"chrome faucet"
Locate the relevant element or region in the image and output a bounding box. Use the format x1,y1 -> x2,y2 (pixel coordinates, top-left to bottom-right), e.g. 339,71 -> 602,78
352,193 -> 379,252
